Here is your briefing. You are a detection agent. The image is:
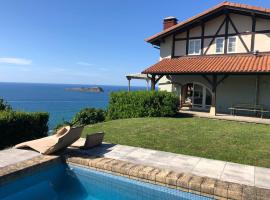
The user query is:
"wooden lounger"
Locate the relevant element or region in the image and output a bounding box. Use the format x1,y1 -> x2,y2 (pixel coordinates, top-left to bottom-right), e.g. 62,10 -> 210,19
14,126 -> 84,155
72,132 -> 105,149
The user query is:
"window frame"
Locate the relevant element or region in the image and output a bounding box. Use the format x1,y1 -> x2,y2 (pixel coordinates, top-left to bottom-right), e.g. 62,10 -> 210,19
215,37 -> 225,54
227,36 -> 237,53
188,39 -> 201,55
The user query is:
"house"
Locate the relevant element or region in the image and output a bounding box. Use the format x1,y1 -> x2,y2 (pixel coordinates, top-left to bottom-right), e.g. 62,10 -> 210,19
142,1 -> 270,117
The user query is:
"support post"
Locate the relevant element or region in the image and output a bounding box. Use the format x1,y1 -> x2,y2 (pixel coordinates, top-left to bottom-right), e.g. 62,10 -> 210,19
255,75 -> 260,105
251,14 -> 256,52
210,74 -> 217,116
224,14 -> 229,54
127,78 -> 131,92
146,79 -> 149,91
151,75 -> 156,91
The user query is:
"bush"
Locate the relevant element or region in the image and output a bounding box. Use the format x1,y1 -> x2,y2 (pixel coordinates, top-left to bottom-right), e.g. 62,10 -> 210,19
0,99 -> 12,111
71,107 -> 105,126
106,91 -> 179,120
0,111 -> 49,149
54,121 -> 72,132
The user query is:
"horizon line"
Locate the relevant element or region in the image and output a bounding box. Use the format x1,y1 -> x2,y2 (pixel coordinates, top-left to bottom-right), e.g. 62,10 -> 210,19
0,81 -> 146,87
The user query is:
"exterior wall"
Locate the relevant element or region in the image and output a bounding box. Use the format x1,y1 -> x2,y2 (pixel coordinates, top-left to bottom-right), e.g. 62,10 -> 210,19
216,75 -> 256,112
158,76 -> 173,92
204,15 -> 225,36
160,75 -> 270,116
254,33 -> 270,52
159,13 -> 270,58
258,75 -> 270,110
160,35 -> 173,60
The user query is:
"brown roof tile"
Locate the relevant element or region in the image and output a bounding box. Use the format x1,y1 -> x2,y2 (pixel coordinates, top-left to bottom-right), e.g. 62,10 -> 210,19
142,54 -> 270,74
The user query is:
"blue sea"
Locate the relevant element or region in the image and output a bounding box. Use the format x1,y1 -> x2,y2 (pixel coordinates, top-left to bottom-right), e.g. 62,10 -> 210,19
0,82 -> 145,130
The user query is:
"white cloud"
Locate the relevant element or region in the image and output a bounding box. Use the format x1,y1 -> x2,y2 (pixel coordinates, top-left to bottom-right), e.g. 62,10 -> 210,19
0,57 -> 32,65
76,61 -> 93,66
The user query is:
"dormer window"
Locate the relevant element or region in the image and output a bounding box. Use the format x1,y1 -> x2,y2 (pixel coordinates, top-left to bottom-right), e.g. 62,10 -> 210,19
228,36 -> 237,53
188,39 -> 201,55
215,37 -> 224,54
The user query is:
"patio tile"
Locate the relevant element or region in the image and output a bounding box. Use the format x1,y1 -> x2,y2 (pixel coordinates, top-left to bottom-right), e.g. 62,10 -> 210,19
103,145 -> 137,159
122,148 -> 155,163
192,158 -> 226,179
255,167 -> 270,189
0,149 -> 40,168
167,154 -> 200,173
147,150 -> 177,164
221,162 -> 255,186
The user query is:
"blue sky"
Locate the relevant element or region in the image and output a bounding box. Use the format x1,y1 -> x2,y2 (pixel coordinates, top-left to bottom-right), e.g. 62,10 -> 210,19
0,0 -> 269,86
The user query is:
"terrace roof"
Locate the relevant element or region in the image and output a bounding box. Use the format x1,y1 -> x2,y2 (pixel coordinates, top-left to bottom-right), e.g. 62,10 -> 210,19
142,54 -> 270,74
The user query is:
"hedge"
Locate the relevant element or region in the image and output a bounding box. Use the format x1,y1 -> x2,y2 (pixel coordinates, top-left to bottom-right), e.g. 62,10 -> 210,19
0,111 -> 49,149
71,107 -> 105,126
106,91 -> 179,120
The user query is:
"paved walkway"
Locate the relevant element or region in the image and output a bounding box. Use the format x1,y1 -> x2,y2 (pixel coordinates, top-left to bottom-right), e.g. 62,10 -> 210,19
72,141 -> 270,189
180,110 -> 270,125
1,142 -> 270,190
0,148 -> 40,168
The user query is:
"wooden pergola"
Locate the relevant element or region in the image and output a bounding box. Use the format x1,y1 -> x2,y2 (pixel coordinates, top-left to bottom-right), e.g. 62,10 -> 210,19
126,73 -> 152,91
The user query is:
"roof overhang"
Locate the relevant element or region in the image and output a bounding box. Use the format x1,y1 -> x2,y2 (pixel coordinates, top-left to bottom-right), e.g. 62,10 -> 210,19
142,54 -> 270,75
146,2 -> 270,46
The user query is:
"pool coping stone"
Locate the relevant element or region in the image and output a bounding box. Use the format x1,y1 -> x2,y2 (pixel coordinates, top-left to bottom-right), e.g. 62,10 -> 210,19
0,150 -> 269,200
64,153 -> 270,200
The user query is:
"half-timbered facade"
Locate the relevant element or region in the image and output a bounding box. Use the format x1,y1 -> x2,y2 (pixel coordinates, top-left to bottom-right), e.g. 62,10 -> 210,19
142,2 -> 270,116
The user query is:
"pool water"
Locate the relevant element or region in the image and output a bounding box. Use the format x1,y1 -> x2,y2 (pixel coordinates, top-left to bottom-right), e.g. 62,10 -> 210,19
0,164 -> 212,200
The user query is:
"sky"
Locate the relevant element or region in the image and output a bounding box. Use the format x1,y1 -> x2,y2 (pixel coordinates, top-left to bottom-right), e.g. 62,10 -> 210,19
0,0 -> 269,86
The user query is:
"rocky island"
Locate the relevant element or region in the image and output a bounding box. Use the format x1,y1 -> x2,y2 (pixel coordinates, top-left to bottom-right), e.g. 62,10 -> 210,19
66,86 -> 104,93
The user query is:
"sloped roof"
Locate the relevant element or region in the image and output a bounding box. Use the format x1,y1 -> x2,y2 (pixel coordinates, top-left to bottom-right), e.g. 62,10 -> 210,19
142,54 -> 270,74
146,1 -> 270,44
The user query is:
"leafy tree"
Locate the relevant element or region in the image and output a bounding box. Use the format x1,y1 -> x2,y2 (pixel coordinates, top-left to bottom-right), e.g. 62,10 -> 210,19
0,99 -> 12,111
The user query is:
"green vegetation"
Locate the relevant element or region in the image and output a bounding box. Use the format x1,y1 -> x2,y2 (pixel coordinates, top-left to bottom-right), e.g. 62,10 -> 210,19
71,107 -> 105,126
106,91 -> 179,120
0,98 -> 12,111
55,91 -> 178,129
0,111 -> 49,149
82,117 -> 270,168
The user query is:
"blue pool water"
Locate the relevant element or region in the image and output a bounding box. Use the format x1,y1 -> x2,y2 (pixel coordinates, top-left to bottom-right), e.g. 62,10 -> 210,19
0,163 -> 212,200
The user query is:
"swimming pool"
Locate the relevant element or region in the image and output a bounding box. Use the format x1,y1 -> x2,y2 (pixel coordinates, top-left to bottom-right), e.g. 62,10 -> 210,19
0,163 -> 212,200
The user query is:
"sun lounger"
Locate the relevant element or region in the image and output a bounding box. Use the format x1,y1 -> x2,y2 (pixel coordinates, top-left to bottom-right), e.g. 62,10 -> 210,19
71,132 -> 104,149
14,126 -> 84,155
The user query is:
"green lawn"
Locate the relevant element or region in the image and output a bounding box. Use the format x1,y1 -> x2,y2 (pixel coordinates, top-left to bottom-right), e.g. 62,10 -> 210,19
82,117 -> 270,168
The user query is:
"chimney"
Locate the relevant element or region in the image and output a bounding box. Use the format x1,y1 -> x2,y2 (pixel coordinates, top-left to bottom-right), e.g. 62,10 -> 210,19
163,16 -> 178,30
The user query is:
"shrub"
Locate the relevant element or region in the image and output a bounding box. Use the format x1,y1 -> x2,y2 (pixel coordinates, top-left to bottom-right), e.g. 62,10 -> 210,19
0,111 -> 49,149
106,91 -> 179,120
54,121 -> 72,132
71,107 -> 105,126
0,99 -> 12,111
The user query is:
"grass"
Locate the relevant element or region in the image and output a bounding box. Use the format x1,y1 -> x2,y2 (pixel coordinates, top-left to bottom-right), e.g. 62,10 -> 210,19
82,117 -> 270,168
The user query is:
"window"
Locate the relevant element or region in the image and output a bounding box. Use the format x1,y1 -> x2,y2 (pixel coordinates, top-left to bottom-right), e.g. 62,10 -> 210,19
188,39 -> 201,55
228,36 -> 237,53
215,37 -> 224,54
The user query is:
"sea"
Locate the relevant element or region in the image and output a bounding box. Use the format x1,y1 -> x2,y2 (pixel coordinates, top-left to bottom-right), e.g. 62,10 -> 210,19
0,82 -> 146,130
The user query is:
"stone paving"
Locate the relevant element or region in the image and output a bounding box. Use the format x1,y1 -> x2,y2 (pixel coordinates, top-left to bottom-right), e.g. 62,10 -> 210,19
68,141 -> 270,190
180,110 -> 270,125
0,148 -> 40,168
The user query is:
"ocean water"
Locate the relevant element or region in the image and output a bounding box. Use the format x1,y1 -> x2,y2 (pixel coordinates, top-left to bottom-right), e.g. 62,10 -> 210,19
0,82 -> 145,130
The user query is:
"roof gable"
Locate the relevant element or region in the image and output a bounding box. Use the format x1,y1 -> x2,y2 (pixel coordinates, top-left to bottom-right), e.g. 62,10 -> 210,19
146,1 -> 270,45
